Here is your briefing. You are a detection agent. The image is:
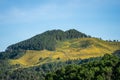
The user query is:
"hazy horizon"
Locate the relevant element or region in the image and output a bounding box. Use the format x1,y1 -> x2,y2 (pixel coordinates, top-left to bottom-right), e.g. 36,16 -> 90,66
0,0 -> 120,51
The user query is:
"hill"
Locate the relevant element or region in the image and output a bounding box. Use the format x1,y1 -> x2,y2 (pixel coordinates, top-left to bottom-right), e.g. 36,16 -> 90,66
10,38 -> 120,67
6,29 -> 87,51
0,29 -> 120,80
0,29 -> 120,67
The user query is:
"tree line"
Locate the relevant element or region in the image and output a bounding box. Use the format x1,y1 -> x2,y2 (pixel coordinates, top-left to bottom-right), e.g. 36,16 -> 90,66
45,54 -> 120,80
0,53 -> 119,80
6,29 -> 88,51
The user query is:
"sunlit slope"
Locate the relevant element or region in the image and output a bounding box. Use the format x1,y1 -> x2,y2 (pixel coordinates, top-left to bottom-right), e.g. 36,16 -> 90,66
10,38 -> 120,66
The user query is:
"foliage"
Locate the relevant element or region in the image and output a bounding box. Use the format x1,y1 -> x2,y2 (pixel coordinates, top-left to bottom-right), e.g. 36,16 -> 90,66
6,29 -> 88,51
0,50 -> 25,59
113,50 -> 120,57
0,29 -> 120,80
5,38 -> 120,66
0,57 -> 100,80
45,54 -> 120,80
0,54 -> 120,80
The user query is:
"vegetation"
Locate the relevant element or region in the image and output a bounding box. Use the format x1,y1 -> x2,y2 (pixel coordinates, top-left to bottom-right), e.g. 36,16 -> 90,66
6,29 -> 87,51
45,54 -> 120,80
113,50 -> 120,57
0,29 -> 120,80
9,38 -> 120,67
0,50 -> 25,59
0,56 -> 99,80
0,54 -> 120,80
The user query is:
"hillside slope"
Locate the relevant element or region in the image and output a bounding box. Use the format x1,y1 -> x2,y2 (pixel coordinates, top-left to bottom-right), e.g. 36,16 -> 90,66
7,29 -> 87,51
10,38 -> 120,67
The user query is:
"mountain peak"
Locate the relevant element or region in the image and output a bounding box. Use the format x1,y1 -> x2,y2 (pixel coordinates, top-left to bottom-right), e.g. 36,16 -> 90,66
6,29 -> 88,51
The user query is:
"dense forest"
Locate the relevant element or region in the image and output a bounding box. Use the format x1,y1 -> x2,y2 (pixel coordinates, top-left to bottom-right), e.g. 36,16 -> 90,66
6,29 -> 88,51
0,53 -> 120,80
45,54 -> 120,80
0,50 -> 25,59
0,57 -> 98,80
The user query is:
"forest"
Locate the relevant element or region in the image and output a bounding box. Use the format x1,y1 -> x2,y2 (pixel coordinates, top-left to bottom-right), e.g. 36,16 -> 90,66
6,29 -> 88,51
46,54 -> 120,80
0,53 -> 120,80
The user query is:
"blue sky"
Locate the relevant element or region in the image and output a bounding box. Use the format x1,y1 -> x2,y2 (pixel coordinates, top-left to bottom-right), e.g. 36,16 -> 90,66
0,0 -> 120,51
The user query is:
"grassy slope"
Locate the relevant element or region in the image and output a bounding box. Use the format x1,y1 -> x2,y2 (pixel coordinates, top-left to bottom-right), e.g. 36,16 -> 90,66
10,38 -> 120,67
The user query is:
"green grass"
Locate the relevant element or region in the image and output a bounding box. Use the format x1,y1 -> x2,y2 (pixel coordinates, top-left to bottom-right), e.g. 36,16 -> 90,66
10,38 -> 120,67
